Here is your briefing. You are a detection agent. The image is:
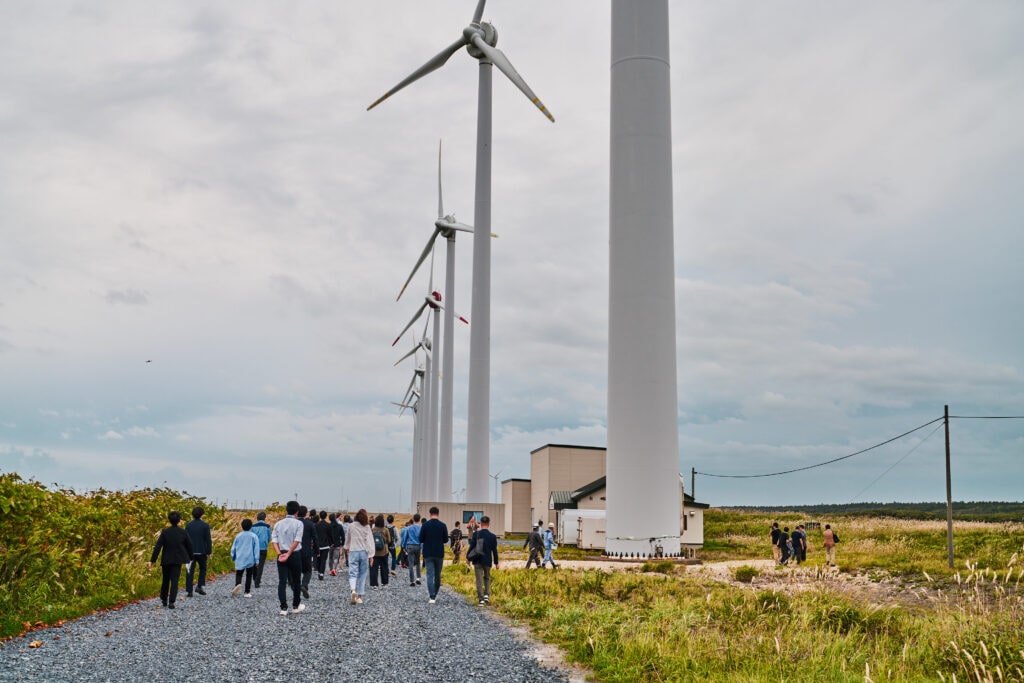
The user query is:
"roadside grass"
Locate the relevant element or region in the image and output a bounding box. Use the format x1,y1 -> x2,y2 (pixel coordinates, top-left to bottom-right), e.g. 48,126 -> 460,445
444,512 -> 1024,682
0,473 -> 238,638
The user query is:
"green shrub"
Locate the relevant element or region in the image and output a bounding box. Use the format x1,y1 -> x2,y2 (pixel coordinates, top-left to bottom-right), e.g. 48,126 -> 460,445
733,565 -> 759,583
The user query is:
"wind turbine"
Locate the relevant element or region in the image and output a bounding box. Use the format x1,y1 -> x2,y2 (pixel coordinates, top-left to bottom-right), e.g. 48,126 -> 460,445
369,0 -> 554,503
605,0 -> 682,558
488,470 -> 502,505
397,141 -> 486,503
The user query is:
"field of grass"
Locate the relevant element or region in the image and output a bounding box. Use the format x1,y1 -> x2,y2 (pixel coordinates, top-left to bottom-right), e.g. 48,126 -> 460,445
444,509 -> 1024,682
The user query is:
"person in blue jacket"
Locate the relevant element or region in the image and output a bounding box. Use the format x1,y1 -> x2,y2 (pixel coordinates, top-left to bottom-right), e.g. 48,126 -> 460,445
251,511 -> 272,588
230,518 -> 260,597
542,522 -> 558,569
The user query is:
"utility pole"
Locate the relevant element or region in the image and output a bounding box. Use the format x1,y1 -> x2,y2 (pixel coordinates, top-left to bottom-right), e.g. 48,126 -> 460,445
944,404 -> 954,569
691,467 -> 695,500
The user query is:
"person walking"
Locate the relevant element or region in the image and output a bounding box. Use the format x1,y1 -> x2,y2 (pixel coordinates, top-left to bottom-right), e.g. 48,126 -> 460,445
149,510 -> 193,609
779,526 -> 792,565
400,513 -> 423,587
542,522 -> 558,569
328,513 -> 344,577
386,514 -> 399,576
271,500 -> 305,616
296,506 -> 316,598
230,518 -> 260,598
251,511 -> 272,588
769,522 -> 782,565
823,524 -> 839,567
314,511 -> 332,581
185,506 -> 212,597
790,525 -> 806,565
344,509 -> 375,604
524,524 -> 543,569
420,507 -> 449,604
369,515 -> 392,590
342,514 -> 353,568
449,521 -> 464,565
467,515 -> 499,606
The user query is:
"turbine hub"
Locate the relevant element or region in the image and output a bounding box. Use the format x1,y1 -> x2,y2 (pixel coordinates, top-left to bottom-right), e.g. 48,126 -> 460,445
465,22 -> 497,60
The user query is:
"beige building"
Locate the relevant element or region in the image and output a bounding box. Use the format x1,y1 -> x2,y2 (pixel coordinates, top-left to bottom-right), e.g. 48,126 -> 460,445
415,502 -> 505,537
529,444 -> 606,529
500,478 -> 532,534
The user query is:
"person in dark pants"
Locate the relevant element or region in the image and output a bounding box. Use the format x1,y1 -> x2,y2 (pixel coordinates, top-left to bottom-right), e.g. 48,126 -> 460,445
149,510 -> 194,609
420,507 -> 449,603
271,500 -> 305,615
386,514 -> 399,575
779,526 -> 792,565
314,510 -> 332,581
185,506 -> 212,597
467,515 -> 499,606
524,524 -> 543,568
368,515 -> 392,589
251,511 -> 272,588
298,506 -> 315,598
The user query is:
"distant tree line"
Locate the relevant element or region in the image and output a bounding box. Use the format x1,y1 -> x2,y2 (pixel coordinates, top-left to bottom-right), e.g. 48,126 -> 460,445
719,501 -> 1024,523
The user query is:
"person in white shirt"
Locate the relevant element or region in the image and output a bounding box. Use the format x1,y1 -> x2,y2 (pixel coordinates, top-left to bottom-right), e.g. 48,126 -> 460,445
271,500 -> 305,616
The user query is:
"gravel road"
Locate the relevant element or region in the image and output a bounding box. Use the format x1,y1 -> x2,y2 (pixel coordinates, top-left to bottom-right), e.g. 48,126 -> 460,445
0,569 -> 570,683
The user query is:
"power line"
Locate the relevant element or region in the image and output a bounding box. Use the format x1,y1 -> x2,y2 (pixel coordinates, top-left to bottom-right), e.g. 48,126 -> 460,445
695,416 -> 945,479
950,415 -> 1024,419
847,422 -> 944,504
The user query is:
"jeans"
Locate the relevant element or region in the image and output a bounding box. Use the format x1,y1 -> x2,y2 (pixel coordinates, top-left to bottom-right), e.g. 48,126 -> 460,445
186,554 -> 207,592
474,564 -> 491,601
254,549 -> 268,586
423,556 -> 443,599
389,546 -> 398,571
543,547 -> 556,567
349,550 -> 369,595
405,545 -> 422,583
370,555 -> 389,587
277,552 -> 302,609
159,564 -> 182,605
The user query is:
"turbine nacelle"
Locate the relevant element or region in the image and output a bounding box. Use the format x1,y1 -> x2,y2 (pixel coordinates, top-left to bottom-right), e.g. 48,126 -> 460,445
464,22 -> 497,60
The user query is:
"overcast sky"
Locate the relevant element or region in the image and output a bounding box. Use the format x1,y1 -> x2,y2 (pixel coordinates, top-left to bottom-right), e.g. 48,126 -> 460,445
2,1 -> 1021,510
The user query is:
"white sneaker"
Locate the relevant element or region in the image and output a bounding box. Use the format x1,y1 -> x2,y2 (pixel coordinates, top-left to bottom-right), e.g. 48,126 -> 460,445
243,593 -> 252,598
279,609 -> 288,616
429,598 -> 436,604
291,604 -> 306,614
231,584 -> 242,597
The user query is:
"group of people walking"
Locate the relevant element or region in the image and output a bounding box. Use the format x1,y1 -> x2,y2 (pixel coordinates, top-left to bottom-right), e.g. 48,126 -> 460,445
149,502 -> 502,612
769,522 -> 840,566
523,521 -> 558,569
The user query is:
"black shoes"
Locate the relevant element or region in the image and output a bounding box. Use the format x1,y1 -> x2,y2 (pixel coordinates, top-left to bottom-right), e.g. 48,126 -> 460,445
302,587 -> 310,599
196,588 -> 206,595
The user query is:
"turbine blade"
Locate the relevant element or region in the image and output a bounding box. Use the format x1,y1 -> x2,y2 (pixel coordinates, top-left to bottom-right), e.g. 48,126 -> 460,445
367,37 -> 468,111
437,219 -> 475,234
392,302 -> 428,346
456,313 -> 469,325
397,227 -> 443,301
469,35 -> 554,122
471,0 -> 486,24
438,139 -> 444,219
393,344 -> 419,366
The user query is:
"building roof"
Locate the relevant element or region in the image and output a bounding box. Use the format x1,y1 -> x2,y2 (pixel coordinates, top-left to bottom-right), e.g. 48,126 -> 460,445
564,474 -> 710,508
501,478 -> 531,484
549,490 -> 574,510
529,443 -> 607,455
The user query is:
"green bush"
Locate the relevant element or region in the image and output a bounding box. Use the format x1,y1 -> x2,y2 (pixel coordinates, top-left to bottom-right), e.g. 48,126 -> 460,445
733,565 -> 759,583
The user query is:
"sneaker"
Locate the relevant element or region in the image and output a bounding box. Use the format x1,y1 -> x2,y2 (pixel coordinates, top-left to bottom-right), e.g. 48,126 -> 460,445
302,587 -> 309,599
478,600 -> 485,606
243,593 -> 253,598
390,570 -> 396,576
279,609 -> 288,616
483,594 -> 489,603
356,596 -> 363,604
186,591 -> 193,598
415,579 -> 421,585
196,588 -> 206,596
232,584 -> 243,597
291,604 -> 306,614
329,569 -> 336,577
161,601 -> 167,607
351,591 -> 357,605
318,574 -> 324,581
410,582 -> 416,587
429,598 -> 436,604
167,603 -> 176,609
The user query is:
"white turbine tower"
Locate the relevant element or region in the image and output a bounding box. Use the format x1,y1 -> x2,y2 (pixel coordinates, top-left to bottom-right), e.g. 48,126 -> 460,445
394,349 -> 426,506
397,141 -> 477,503
369,0 -> 554,503
605,0 -> 682,558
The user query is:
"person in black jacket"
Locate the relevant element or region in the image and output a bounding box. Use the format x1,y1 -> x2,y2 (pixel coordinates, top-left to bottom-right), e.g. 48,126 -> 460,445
149,510 -> 194,609
467,515 -> 499,606
298,506 -> 315,597
185,506 -> 212,596
314,510 -> 333,580
328,513 -> 344,576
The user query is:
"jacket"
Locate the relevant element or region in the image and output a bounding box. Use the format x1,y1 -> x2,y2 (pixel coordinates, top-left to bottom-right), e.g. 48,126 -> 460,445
344,521 -> 376,555
185,518 -> 212,555
524,529 -> 543,552
231,530 -> 260,570
544,528 -> 556,550
330,521 -> 344,547
420,518 -> 449,559
400,524 -> 421,549
372,527 -> 392,558
314,520 -> 333,549
301,517 -> 315,556
251,520 -> 272,551
468,528 -> 499,568
151,525 -> 194,566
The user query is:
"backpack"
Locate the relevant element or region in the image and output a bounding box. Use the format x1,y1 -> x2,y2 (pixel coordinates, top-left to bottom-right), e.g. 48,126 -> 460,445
832,531 -> 840,544
372,529 -> 385,552
466,533 -> 487,562
387,525 -> 397,548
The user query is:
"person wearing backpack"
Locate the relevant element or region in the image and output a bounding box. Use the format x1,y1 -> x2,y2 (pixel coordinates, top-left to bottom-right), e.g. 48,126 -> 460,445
386,514 -> 399,576
823,524 -> 839,567
400,513 -> 423,587
467,515 -> 499,606
420,506 -> 449,603
369,515 -> 392,589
